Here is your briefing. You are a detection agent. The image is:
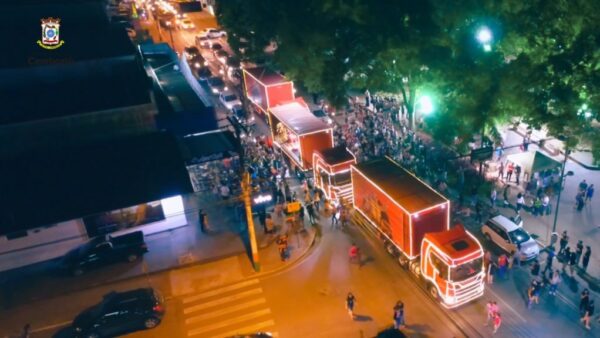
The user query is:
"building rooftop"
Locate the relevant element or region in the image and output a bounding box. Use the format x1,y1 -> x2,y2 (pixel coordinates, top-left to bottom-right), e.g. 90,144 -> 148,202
353,158 -> 448,214
0,132 -> 193,235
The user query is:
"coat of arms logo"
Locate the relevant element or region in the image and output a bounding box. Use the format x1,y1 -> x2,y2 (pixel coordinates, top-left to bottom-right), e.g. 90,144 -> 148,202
37,17 -> 65,49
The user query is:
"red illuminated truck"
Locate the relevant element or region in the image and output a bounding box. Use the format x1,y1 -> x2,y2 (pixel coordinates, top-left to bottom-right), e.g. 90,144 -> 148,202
268,98 -> 334,171
313,146 -> 356,203
242,67 -> 295,116
351,157 -> 485,308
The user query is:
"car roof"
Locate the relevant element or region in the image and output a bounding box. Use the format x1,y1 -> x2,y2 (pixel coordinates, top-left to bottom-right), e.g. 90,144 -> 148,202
489,215 -> 521,232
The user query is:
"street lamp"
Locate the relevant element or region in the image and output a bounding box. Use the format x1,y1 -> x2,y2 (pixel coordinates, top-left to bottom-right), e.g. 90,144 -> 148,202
476,26 -> 493,52
551,149 -> 574,237
412,94 -> 434,129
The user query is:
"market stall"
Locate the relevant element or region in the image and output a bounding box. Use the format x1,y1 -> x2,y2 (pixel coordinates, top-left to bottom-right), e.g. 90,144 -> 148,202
268,99 -> 334,171
312,146 -> 356,203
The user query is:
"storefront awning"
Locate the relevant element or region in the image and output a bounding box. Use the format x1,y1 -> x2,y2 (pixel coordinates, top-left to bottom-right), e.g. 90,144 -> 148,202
181,130 -> 240,165
506,150 -> 562,174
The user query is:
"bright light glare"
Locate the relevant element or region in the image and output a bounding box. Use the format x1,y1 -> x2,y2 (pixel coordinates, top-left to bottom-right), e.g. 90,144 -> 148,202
417,95 -> 434,115
476,27 -> 492,44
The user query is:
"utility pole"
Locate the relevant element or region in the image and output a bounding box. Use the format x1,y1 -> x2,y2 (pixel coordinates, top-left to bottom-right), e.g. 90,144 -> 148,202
242,171 -> 260,271
552,148 -> 570,235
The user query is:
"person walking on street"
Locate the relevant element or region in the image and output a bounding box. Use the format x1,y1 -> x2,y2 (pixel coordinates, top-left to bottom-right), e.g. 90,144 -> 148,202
487,261 -> 497,284
569,248 -> 578,276
475,200 -> 483,223
493,312 -> 502,334
516,193 -> 525,213
313,190 -> 321,211
346,292 -> 356,319
306,202 -> 316,224
393,301 -> 405,329
485,301 -> 498,326
586,184 -> 595,204
582,299 -> 595,330
498,161 -> 504,181
580,289 -> 590,317
559,230 -> 569,256
490,189 -> 497,208
576,192 -> 585,211
349,243 -> 361,266
549,269 -> 561,296
331,207 -> 339,228
579,179 -> 589,193
527,282 -> 535,309
503,184 -> 511,207
277,234 -> 288,261
582,246 -> 591,271
562,247 -> 571,271
515,165 -> 522,185
575,240 -> 584,265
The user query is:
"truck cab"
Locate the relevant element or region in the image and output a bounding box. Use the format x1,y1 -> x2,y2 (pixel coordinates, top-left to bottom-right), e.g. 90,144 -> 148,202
420,225 -> 485,308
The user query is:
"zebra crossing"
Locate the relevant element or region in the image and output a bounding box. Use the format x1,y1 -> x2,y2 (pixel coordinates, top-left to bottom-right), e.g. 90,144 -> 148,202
181,278 -> 277,338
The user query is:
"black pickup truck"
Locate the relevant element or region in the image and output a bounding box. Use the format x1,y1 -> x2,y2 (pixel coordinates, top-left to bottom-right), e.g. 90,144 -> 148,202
60,231 -> 148,276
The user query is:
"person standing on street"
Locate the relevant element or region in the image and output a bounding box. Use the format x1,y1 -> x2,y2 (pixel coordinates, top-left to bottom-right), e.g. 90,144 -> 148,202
582,246 -> 592,271
575,240 -> 584,266
393,301 -> 405,329
498,162 -> 504,181
490,189 -> 497,207
503,184 -> 511,207
515,165 -> 522,185
559,231 -> 569,256
562,247 -> 571,271
346,292 -> 356,319
493,312 -> 502,334
549,269 -> 561,296
531,259 -> 540,277
580,289 -> 590,317
506,162 -> 514,182
19,324 -> 31,338
198,209 -> 208,233
579,179 -> 589,193
543,247 -> 555,275
487,261 -> 497,284
497,254 -> 508,280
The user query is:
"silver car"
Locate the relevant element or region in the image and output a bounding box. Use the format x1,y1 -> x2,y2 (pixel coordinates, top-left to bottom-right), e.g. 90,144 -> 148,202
482,215 -> 539,261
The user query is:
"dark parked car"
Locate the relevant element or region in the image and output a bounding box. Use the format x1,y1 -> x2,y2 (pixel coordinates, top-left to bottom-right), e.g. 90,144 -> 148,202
210,43 -> 223,51
207,76 -> 227,94
60,231 -> 148,276
72,288 -> 165,338
195,66 -> 212,82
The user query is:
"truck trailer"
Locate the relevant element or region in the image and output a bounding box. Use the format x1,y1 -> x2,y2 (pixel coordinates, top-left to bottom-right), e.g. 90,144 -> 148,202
351,157 -> 485,308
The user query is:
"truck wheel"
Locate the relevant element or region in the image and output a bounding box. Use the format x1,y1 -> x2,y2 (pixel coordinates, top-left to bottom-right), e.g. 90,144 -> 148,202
398,255 -> 409,268
144,317 -> 160,329
386,243 -> 396,256
127,254 -> 138,262
429,284 -> 439,301
409,261 -> 420,276
72,268 -> 84,276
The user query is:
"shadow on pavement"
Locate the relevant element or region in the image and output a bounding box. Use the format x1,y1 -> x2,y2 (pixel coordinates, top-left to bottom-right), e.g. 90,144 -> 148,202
376,326 -> 407,338
353,313 -> 372,322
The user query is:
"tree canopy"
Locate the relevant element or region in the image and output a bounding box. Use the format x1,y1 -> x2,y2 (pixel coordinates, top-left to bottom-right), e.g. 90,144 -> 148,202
218,0 -> 600,161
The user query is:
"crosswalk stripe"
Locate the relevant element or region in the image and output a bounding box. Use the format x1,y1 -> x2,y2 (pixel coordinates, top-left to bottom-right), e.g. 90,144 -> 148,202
206,320 -> 276,338
185,298 -> 267,325
187,308 -> 272,337
184,288 -> 263,314
182,279 -> 260,304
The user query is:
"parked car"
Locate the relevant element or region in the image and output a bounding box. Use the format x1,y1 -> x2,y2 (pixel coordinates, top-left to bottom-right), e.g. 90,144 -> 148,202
219,91 -> 242,110
195,66 -> 212,82
482,215 -> 539,260
60,231 -> 148,276
312,109 -> 333,125
179,18 -> 194,30
72,288 -> 165,338
199,28 -> 227,39
231,104 -> 255,127
215,50 -> 229,64
207,76 -> 227,94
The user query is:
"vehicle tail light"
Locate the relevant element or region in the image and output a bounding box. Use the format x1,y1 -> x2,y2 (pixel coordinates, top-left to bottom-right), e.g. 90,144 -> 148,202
153,304 -> 164,313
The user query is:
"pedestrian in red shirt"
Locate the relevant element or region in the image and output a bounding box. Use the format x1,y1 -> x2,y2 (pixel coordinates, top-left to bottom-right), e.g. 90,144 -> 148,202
493,312 -> 502,334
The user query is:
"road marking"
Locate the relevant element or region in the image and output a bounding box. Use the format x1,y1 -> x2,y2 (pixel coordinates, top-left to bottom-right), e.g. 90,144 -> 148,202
31,321 -> 72,333
206,321 -> 276,338
187,308 -> 271,337
185,298 -> 267,324
556,291 -> 578,310
487,288 -> 527,323
183,288 -> 263,314
182,279 -> 260,304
